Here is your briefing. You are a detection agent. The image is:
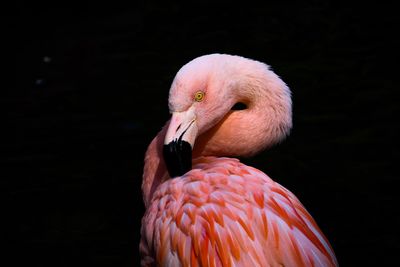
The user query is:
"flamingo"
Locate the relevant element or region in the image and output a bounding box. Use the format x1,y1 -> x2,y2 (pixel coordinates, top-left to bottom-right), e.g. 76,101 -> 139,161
140,54 -> 338,267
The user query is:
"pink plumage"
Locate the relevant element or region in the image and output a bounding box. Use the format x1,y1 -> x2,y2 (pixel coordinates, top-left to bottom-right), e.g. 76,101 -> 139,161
140,54 -> 338,266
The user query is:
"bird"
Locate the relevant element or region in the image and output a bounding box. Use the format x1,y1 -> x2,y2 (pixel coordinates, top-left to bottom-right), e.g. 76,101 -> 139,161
140,54 -> 338,267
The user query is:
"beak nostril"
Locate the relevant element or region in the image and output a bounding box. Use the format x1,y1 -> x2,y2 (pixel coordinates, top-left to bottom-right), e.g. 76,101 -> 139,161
176,124 -> 182,131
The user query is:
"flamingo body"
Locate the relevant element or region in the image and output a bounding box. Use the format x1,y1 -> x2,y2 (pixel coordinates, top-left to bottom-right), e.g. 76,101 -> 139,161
140,54 -> 338,266
141,157 -> 337,267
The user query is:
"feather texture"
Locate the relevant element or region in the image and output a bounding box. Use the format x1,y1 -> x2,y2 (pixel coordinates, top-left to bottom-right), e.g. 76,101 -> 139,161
140,157 -> 338,267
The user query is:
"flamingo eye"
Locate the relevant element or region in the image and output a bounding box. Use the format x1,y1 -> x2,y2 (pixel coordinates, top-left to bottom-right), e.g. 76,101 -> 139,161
194,91 -> 205,102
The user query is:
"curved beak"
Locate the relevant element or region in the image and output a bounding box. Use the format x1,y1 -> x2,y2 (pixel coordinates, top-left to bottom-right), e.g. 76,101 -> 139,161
163,107 -> 198,178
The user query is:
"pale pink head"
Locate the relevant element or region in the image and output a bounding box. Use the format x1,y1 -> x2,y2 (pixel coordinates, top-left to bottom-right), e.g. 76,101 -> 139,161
164,54 -> 292,176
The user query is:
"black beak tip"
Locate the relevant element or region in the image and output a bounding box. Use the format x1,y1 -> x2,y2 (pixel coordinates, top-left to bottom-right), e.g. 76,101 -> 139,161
163,140 -> 192,178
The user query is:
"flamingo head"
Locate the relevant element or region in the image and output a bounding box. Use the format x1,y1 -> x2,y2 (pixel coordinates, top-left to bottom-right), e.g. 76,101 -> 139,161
163,54 -> 292,177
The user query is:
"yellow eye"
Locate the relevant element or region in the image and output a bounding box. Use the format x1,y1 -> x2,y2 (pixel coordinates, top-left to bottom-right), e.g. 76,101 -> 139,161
194,91 -> 205,102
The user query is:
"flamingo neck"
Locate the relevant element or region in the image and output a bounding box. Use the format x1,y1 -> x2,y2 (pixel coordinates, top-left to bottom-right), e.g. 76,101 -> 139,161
194,74 -> 291,158
142,122 -> 170,208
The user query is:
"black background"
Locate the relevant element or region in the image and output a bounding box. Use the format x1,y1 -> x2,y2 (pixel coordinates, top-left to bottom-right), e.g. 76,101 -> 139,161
8,1 -> 398,266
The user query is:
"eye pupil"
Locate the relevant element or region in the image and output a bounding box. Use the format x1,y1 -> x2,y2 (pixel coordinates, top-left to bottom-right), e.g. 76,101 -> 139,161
194,91 -> 204,102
